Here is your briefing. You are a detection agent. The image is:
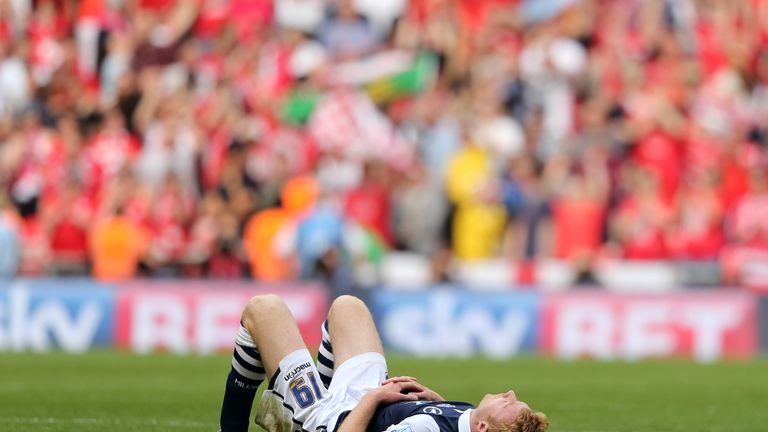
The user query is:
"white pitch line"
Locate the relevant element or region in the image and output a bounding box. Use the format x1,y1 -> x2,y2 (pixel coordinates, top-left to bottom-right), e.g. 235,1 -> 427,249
0,416 -> 211,428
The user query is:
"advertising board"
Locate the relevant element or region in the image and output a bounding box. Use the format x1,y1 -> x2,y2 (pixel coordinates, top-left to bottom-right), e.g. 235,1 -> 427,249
1,280 -> 762,361
371,288 -> 540,358
0,280 -> 327,354
114,282 -> 327,354
0,279 -> 115,352
539,292 -> 758,361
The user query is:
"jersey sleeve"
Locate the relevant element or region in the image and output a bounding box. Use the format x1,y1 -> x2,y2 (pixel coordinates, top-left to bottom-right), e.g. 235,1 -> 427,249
381,414 -> 440,432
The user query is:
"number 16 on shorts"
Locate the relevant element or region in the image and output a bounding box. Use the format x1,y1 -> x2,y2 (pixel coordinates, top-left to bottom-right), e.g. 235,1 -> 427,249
290,372 -> 324,408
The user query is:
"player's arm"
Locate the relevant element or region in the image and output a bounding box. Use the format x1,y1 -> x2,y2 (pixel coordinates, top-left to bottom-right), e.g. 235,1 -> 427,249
336,381 -> 421,432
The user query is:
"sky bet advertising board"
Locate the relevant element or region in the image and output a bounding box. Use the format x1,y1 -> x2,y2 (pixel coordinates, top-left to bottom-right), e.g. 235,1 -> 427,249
114,281 -> 327,354
0,280 -> 763,360
371,288 -> 541,358
539,292 -> 757,362
0,280 -> 115,352
0,280 -> 327,354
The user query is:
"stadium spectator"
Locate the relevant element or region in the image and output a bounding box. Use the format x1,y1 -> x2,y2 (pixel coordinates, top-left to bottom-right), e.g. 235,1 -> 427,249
343,160 -> 392,246
0,41 -> 32,117
407,87 -> 462,181
144,174 -> 196,276
183,191 -> 221,277
243,206 -> 294,281
446,140 -> 506,260
501,152 -> 551,261
550,157 -> 609,262
134,90 -> 200,189
293,197 -> 349,279
207,209 -> 247,279
393,162 -> 448,257
282,174 -> 319,216
89,205 -> 148,280
80,109 -> 140,197
722,165 -> 768,286
666,168 -> 724,260
49,179 -> 92,276
318,0 -> 380,61
610,167 -> 674,260
16,197 -> 51,276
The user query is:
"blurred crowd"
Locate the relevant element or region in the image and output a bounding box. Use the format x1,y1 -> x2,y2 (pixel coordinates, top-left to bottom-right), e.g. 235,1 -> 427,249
0,0 -> 768,288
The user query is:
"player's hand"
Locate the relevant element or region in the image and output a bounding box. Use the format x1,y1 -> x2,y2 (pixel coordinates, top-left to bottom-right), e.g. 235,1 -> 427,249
381,376 -> 445,401
381,376 -> 418,385
369,381 -> 422,404
410,386 -> 445,402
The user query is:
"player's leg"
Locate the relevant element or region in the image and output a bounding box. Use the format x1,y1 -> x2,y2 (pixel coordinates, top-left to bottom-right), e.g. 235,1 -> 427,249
327,295 -> 384,367
240,294 -> 307,376
311,295 -> 389,432
220,294 -> 306,432
316,295 -> 383,387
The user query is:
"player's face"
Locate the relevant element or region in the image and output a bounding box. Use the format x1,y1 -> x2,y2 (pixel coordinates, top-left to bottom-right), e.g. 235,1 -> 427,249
475,390 -> 530,429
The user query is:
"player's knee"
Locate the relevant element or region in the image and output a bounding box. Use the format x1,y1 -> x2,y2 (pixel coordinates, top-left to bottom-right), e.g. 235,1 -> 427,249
328,295 -> 368,319
243,294 -> 286,319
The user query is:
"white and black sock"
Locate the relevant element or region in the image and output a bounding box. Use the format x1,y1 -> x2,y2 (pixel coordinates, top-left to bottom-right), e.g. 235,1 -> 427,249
317,320 -> 334,388
220,324 -> 265,432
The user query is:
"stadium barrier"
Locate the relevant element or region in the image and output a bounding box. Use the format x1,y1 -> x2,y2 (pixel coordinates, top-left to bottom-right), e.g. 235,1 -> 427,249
0,280 -> 762,361
0,279 -> 327,353
380,253 -> 723,291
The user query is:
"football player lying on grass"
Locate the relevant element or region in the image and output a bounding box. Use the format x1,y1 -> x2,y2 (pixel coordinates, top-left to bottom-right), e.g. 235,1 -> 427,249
218,294 -> 548,432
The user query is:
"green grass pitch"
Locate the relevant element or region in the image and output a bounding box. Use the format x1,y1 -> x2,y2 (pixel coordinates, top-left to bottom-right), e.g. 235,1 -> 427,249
0,352 -> 765,431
